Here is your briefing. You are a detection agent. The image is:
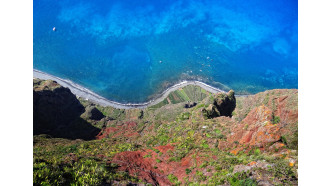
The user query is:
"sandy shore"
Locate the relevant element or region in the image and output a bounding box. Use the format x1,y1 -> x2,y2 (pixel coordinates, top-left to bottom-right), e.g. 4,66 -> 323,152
33,69 -> 227,109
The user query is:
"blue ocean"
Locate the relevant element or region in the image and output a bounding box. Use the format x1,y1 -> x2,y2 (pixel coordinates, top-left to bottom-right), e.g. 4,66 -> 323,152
33,0 -> 298,103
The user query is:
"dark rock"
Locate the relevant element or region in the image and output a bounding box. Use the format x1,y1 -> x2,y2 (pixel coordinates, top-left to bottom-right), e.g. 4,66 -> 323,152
184,101 -> 197,108
202,90 -> 236,119
202,104 -> 220,119
213,90 -> 236,117
33,79 -> 100,140
138,110 -> 144,119
81,106 -> 105,120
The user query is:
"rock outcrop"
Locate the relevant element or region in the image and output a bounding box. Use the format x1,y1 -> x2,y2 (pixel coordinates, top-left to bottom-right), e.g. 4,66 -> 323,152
184,101 -> 197,108
81,105 -> 105,120
202,104 -> 220,119
202,90 -> 236,118
33,79 -> 100,140
214,90 -> 236,117
218,89 -> 298,153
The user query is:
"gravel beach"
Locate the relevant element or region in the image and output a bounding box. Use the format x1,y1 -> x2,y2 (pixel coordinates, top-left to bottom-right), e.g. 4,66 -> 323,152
33,69 -> 226,109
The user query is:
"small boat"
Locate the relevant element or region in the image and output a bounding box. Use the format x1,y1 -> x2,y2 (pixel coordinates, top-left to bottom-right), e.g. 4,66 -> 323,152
53,27 -> 56,32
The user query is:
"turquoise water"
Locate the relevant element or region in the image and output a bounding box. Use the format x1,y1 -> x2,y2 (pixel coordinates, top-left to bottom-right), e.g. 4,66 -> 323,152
33,0 -> 298,103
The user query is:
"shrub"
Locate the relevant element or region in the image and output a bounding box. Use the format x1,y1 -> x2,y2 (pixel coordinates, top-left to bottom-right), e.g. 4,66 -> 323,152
271,113 -> 281,124
185,168 -> 192,175
270,159 -> 297,184
168,174 -> 181,185
196,170 -> 207,181
143,154 -> 152,158
177,112 -> 191,121
228,172 -> 257,186
280,136 -> 288,146
254,149 -> 261,156
199,162 -> 208,168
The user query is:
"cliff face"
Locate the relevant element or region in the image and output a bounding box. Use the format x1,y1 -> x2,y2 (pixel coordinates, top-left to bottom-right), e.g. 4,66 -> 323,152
102,89 -> 297,185
33,79 -> 100,140
33,79 -> 298,185
219,89 -> 298,154
234,89 -> 298,149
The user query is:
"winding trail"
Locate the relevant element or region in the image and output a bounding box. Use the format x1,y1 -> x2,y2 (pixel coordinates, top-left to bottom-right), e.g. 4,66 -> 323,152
33,69 -> 228,109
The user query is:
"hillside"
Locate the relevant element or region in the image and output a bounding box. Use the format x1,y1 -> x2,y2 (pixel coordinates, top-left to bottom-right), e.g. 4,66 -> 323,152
33,79 -> 298,185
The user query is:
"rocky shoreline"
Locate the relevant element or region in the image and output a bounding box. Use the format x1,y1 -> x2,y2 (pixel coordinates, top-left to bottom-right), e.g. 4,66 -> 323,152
33,69 -> 229,109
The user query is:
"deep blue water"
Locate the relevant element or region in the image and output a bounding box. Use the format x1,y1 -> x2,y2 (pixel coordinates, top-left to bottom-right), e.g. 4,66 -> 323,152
34,0 -> 298,103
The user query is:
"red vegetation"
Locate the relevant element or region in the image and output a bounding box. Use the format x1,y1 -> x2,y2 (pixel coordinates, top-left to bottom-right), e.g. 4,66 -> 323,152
106,89 -> 298,184
110,144 -> 210,185
96,121 -> 139,139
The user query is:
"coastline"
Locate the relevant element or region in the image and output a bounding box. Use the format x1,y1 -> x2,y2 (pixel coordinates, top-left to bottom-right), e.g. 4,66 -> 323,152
33,69 -> 228,109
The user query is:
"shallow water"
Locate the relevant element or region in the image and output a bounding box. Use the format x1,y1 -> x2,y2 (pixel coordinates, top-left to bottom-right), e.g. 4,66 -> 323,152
33,0 -> 298,103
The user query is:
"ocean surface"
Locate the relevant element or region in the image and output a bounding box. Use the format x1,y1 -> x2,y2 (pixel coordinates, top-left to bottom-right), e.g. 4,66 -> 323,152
33,0 -> 298,103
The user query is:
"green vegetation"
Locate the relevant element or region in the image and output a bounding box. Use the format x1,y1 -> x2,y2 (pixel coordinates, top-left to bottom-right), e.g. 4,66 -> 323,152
254,149 -> 261,156
271,113 -> 281,124
168,174 -> 181,185
270,159 -> 298,184
148,98 -> 169,110
263,93 -> 270,105
33,136 -> 141,185
148,85 -> 208,110
177,112 -> 191,121
33,80 -> 298,185
228,172 -> 258,186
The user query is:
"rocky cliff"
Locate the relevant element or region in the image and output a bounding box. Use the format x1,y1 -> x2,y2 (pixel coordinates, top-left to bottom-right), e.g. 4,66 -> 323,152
33,79 -> 298,185
33,79 -> 100,140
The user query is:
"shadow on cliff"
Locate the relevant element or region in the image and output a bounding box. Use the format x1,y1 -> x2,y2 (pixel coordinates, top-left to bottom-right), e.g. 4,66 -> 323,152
33,81 -> 101,140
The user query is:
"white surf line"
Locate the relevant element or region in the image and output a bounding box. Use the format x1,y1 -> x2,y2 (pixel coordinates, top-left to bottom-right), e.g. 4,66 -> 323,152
33,69 -> 229,109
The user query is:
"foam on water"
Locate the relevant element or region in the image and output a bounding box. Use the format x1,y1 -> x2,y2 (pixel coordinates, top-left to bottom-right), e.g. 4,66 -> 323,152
34,0 -> 298,103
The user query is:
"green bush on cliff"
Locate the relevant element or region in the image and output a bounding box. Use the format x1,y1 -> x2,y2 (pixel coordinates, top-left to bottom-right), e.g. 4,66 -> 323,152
270,159 -> 297,184
177,112 -> 191,121
168,174 -> 181,185
228,172 -> 257,186
185,168 -> 192,174
271,113 -> 281,124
